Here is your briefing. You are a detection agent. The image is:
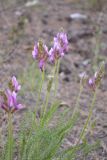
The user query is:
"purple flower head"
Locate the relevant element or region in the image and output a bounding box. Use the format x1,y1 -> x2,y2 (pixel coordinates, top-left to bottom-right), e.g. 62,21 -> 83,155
49,32 -> 68,64
88,78 -> 93,86
11,76 -> 21,92
6,90 -> 23,112
88,77 -> 97,91
32,41 -> 49,60
39,59 -> 45,71
32,41 -> 49,71
5,89 -> 14,108
49,48 -> 55,63
79,72 -> 87,79
49,42 -> 64,63
32,43 -> 39,59
54,41 -> 64,55
79,72 -> 88,86
54,32 -> 68,53
88,70 -> 100,90
87,63 -> 105,92
0,89 -> 24,113
32,32 -> 68,67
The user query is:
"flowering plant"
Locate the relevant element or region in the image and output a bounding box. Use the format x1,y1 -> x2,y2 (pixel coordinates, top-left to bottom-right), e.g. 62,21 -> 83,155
0,76 -> 23,113
0,31 -> 104,160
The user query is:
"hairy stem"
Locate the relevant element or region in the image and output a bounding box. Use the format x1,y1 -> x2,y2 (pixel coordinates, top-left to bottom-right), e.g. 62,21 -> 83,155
54,59 -> 60,96
77,90 -> 97,144
72,80 -> 84,118
35,70 -> 45,125
40,61 -> 59,126
8,112 -> 13,160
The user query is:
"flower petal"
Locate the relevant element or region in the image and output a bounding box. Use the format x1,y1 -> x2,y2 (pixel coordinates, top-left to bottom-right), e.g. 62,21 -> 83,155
12,76 -> 21,92
16,104 -> 24,110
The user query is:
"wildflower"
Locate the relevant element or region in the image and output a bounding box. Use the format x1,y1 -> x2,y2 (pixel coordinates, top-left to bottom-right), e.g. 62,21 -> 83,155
54,32 -> 68,52
88,77 -> 96,91
32,41 -> 49,71
39,59 -> 45,71
32,43 -> 39,59
79,72 -> 87,79
49,45 -> 63,63
11,76 -> 21,92
48,48 -> 55,63
88,63 -> 105,91
0,89 -> 23,113
32,32 -> 68,67
49,32 -> 68,63
8,76 -> 21,92
79,72 -> 88,86
0,76 -> 23,113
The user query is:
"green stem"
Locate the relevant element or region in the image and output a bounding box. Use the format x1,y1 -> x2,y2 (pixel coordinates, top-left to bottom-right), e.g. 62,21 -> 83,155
61,81 -> 84,158
34,70 -> 45,125
72,80 -> 84,118
36,69 -> 45,109
63,91 -> 97,157
41,90 -> 50,122
40,61 -> 58,126
77,90 -> 97,145
54,59 -> 60,96
93,12 -> 103,71
8,112 -> 13,160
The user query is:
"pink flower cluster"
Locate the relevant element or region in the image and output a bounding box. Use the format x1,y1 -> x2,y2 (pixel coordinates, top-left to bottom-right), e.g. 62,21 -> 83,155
32,32 -> 68,71
88,62 -> 104,91
0,76 -> 23,113
88,71 -> 102,91
80,63 -> 104,92
32,41 -> 49,71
